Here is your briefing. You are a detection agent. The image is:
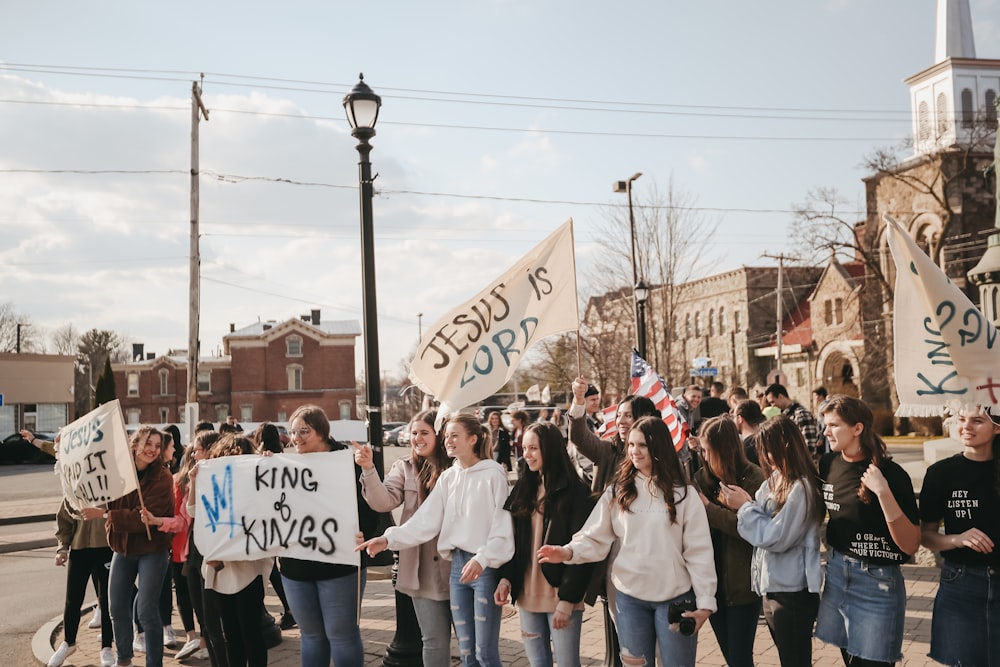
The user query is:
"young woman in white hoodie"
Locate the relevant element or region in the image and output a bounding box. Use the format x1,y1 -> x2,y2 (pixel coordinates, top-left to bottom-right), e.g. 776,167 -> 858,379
357,413 -> 514,667
538,416 -> 717,667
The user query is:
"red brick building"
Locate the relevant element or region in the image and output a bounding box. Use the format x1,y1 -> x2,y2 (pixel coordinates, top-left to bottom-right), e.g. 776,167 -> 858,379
113,310 -> 360,425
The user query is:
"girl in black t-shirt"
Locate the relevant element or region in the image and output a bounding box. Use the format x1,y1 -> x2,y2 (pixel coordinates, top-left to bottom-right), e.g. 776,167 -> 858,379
815,396 -> 920,667
919,407 -> 1000,667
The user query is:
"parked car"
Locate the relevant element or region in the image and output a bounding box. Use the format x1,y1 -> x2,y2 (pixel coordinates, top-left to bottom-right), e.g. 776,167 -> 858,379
384,424 -> 408,446
0,432 -> 57,465
397,427 -> 411,448
382,422 -> 406,446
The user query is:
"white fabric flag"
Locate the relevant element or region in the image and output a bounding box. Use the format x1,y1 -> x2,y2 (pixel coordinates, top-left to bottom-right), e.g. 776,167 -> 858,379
885,214 -> 1000,415
525,384 -> 542,402
56,400 -> 138,510
409,220 -> 579,419
541,384 -> 551,404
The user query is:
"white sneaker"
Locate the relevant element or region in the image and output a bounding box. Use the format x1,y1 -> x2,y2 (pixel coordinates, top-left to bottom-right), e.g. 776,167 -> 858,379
88,607 -> 102,629
175,638 -> 201,660
47,641 -> 76,667
192,647 -> 209,660
100,646 -> 115,667
133,631 -> 145,653
163,625 -> 178,648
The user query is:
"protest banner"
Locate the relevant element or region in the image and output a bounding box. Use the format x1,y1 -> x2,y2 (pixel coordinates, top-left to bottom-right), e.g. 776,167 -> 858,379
409,219 -> 579,419
56,400 -> 138,510
885,214 -> 1000,415
193,450 -> 359,566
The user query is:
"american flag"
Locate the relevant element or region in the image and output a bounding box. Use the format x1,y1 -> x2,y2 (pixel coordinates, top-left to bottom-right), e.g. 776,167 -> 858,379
597,350 -> 687,451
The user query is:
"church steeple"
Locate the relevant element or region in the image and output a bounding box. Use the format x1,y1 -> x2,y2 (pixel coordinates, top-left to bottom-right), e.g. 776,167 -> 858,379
935,0 -> 976,62
905,0 -> 1000,156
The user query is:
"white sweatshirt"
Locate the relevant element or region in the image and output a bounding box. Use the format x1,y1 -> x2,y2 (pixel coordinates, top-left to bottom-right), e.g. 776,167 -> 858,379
566,475 -> 718,611
383,458 -> 514,570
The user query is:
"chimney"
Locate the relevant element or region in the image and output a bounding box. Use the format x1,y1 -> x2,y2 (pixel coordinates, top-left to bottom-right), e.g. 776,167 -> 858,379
146,352 -> 154,360
132,343 -> 144,362
263,324 -> 272,331
229,323 -> 235,333
300,314 -> 311,322
311,309 -> 321,325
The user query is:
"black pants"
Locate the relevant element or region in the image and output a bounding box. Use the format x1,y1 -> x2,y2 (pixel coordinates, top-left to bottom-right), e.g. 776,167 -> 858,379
268,562 -> 290,614
186,546 -> 229,667
762,590 -> 819,667
208,575 -> 268,667
171,560 -> 196,632
63,547 -> 114,647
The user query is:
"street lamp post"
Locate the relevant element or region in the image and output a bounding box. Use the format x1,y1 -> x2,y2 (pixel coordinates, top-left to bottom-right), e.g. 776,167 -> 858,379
635,280 -> 649,359
614,173 -> 644,356
343,74 -> 421,667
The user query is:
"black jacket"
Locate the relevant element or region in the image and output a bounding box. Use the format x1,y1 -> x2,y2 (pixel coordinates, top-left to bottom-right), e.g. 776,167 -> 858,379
491,428 -> 512,471
499,471 -> 596,605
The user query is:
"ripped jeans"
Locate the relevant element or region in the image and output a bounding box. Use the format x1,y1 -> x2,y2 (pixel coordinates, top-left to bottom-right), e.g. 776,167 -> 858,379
449,549 -> 502,667
519,608 -> 583,667
615,589 -> 698,667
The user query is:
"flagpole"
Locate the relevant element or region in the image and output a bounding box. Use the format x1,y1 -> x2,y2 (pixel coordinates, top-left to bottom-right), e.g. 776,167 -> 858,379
568,219 -> 584,376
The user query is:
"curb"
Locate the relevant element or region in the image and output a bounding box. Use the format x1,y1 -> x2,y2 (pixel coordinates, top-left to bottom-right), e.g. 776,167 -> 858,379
0,536 -> 56,555
32,606 -> 81,667
0,513 -> 56,526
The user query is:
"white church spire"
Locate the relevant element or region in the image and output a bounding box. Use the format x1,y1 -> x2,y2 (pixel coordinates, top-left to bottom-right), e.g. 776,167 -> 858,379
935,0 -> 976,62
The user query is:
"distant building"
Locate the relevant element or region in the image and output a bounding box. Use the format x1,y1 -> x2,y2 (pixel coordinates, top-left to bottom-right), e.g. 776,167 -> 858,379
113,310 -> 360,425
0,352 -> 75,434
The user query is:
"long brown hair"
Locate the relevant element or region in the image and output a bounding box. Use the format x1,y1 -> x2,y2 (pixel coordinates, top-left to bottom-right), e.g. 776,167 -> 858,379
446,413 -> 492,461
755,416 -> 824,522
613,416 -> 688,523
410,410 -> 452,495
507,422 -> 579,518
700,415 -> 748,485
821,395 -> 887,504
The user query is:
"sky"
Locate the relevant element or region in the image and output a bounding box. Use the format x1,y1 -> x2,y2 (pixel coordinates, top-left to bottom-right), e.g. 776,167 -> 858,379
2,0 -> 999,380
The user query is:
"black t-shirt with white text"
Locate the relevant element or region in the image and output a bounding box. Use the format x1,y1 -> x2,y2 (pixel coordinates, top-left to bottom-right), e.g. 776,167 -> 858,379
820,453 -> 919,565
919,453 -> 1000,567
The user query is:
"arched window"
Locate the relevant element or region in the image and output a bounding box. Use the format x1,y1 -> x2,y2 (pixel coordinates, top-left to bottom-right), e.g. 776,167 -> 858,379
708,309 -> 715,336
694,312 -> 702,337
918,101 -> 931,141
127,372 -> 139,397
685,313 -> 691,338
719,307 -> 726,335
987,90 -> 998,127
961,88 -> 974,127
158,368 -> 169,395
734,310 -> 742,332
936,92 -> 950,137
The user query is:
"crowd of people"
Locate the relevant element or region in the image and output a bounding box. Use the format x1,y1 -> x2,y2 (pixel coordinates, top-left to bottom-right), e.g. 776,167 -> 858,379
22,374 -> 1000,667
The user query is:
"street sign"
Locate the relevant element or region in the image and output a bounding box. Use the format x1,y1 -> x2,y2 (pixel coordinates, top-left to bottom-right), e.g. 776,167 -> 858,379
0,393 -> 4,406
690,367 -> 719,377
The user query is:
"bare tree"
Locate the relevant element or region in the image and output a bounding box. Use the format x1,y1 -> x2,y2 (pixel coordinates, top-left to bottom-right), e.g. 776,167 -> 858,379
585,177 -> 721,382
0,302 -> 42,353
50,323 -> 80,356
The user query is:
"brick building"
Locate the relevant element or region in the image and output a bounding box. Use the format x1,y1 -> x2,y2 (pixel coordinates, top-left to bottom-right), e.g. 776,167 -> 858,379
113,310 -> 360,426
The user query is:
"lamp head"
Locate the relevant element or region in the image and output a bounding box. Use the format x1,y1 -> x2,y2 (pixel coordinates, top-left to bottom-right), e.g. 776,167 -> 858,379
343,73 -> 381,141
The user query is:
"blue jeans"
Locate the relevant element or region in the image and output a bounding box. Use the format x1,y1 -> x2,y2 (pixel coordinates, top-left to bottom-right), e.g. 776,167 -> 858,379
708,599 -> 761,667
411,596 -> 453,667
815,550 -> 905,663
518,608 -> 583,667
615,589 -> 699,667
282,569 -> 367,667
109,550 -> 170,667
930,560 -> 1000,666
450,549 -> 502,667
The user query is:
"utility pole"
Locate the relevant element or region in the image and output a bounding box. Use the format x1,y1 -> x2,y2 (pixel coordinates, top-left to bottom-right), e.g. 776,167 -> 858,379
762,253 -> 798,379
187,76 -> 209,440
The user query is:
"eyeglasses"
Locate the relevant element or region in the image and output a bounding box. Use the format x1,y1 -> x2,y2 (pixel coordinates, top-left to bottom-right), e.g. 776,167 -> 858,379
291,428 -> 313,438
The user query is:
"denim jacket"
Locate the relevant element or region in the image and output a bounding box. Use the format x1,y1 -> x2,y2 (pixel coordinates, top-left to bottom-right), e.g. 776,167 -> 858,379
736,473 -> 823,594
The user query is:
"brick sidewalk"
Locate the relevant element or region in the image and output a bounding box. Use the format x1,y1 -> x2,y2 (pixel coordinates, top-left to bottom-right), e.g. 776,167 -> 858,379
42,563 -> 941,666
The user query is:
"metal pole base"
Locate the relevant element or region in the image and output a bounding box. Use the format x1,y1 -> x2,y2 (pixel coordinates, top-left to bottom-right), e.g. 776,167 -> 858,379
603,597 -> 623,667
382,552 -> 423,667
